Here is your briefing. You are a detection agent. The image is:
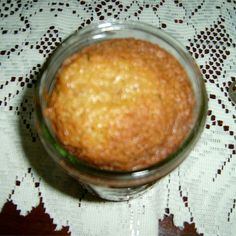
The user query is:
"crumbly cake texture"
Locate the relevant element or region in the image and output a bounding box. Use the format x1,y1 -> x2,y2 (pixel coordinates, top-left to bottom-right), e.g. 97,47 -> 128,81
45,38 -> 195,171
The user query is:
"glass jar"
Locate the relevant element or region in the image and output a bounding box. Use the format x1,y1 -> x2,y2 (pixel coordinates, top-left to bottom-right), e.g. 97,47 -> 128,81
35,21 -> 207,201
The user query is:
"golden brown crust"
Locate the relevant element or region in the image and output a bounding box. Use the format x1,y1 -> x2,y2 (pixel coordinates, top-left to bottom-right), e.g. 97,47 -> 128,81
45,38 -> 195,171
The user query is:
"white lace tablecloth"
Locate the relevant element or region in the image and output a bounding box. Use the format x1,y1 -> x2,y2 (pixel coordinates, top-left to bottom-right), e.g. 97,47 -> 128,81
0,0 -> 236,235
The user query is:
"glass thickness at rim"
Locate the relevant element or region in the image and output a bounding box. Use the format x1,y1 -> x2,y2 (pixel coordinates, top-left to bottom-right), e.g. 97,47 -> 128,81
35,20 -> 207,182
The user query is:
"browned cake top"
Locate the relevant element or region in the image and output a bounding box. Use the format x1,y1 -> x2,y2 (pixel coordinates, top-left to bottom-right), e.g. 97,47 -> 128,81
45,38 -> 195,171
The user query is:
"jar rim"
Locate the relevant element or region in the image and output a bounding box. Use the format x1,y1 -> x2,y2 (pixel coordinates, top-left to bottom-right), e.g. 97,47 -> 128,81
35,20 -> 207,183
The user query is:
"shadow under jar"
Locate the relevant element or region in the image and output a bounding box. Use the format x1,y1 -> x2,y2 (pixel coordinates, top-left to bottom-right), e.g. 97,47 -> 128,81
35,21 -> 207,201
